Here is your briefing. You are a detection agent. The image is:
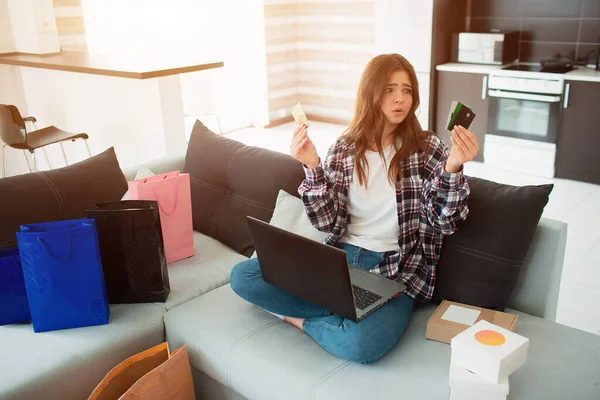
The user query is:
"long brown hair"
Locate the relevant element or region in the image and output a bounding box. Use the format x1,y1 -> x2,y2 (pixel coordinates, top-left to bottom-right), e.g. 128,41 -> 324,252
342,53 -> 431,187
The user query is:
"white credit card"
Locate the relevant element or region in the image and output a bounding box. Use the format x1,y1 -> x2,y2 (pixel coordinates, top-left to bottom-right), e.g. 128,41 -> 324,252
292,103 -> 309,126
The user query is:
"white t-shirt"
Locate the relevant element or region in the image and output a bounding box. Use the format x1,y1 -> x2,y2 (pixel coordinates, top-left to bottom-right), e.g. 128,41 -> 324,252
340,143 -> 400,252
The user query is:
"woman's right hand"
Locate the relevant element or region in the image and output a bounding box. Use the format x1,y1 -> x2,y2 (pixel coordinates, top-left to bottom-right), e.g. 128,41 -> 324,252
290,125 -> 319,169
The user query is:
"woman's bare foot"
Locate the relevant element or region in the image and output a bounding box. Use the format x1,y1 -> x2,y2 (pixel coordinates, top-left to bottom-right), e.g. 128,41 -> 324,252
284,316 -> 305,331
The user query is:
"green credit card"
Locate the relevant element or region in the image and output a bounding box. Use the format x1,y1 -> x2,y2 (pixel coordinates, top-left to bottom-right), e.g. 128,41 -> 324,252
446,101 -> 476,131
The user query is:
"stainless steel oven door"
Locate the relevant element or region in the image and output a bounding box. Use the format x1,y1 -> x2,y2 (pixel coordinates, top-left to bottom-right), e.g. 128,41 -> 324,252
487,89 -> 561,143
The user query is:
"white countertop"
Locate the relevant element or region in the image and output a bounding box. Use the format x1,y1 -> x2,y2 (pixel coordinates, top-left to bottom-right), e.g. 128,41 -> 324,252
435,62 -> 510,74
564,67 -> 600,82
436,62 -> 600,83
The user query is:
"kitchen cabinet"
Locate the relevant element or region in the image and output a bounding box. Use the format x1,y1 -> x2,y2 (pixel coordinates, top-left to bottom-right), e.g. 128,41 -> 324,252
555,80 -> 600,184
435,71 -> 489,162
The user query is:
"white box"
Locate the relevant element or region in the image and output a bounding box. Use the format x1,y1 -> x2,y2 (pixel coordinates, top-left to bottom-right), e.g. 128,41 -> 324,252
449,363 -> 509,400
451,320 -> 529,383
450,387 -> 507,400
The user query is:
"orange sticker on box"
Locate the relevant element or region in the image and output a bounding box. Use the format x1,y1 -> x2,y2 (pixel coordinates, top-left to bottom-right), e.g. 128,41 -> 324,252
475,330 -> 506,346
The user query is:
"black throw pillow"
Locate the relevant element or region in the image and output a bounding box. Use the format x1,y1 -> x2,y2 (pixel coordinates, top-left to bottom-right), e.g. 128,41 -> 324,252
183,120 -> 305,257
0,147 -> 128,250
432,176 -> 553,310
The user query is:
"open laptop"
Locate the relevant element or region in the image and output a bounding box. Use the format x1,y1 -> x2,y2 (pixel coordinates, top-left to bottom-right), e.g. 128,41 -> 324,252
246,216 -> 406,322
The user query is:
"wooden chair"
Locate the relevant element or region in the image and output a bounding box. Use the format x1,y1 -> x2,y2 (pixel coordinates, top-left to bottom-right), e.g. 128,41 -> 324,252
0,104 -> 91,177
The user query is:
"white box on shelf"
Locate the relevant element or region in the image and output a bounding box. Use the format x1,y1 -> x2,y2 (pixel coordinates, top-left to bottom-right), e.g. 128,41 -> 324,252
451,320 -> 529,384
449,363 -> 509,400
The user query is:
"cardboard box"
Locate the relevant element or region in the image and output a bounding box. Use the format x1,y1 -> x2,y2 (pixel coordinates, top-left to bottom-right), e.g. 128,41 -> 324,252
426,300 -> 518,344
451,320 -> 529,384
449,363 -> 509,400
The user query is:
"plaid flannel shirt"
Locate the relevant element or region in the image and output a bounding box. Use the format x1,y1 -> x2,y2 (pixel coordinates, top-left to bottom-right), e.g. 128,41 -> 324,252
298,134 -> 470,302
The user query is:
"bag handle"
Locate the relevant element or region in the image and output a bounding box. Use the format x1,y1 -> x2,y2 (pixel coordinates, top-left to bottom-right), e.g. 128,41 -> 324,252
37,235 -> 72,261
141,171 -> 178,184
153,179 -> 179,216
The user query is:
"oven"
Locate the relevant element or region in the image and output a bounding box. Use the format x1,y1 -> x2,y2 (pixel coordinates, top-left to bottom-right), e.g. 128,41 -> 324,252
484,69 -> 566,178
487,89 -> 561,143
487,72 -> 564,143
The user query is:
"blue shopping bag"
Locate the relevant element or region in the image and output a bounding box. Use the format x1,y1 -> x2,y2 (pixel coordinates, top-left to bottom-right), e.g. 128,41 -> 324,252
0,248 -> 31,325
16,219 -> 110,332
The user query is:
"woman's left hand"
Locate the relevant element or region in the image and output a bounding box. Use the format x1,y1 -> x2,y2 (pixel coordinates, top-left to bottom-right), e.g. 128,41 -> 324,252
446,125 -> 480,173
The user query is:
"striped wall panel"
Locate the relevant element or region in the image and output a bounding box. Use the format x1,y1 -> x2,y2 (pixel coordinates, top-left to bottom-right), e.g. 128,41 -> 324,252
265,24 -> 296,46
53,0 -> 87,52
264,2 -> 297,18
296,2 -> 373,16
297,48 -> 373,64
296,24 -> 374,45
298,93 -> 354,110
268,70 -> 298,92
266,49 -> 298,66
298,68 -> 362,92
264,0 -> 298,124
52,0 -> 82,6
264,1 -> 376,126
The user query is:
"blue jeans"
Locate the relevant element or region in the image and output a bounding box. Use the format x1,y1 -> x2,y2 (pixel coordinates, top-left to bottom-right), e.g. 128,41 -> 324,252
230,243 -> 414,364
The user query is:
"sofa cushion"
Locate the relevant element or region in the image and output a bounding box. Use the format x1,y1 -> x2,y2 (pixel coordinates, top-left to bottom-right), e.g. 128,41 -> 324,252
433,177 -> 553,310
164,231 -> 247,311
0,147 -> 128,250
0,303 -> 165,400
251,190 -> 328,258
183,121 -> 305,257
164,284 -> 600,400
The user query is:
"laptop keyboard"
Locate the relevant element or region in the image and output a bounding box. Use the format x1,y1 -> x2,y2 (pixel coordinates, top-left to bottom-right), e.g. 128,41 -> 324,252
352,285 -> 383,310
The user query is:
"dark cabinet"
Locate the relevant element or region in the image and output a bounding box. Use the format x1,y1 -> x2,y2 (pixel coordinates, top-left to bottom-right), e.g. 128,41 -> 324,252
556,81 -> 600,184
435,71 -> 489,162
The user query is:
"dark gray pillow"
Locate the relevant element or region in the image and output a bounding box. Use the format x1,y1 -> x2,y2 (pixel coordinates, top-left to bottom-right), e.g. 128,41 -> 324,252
184,120 -> 305,257
432,176 -> 553,310
0,147 -> 128,250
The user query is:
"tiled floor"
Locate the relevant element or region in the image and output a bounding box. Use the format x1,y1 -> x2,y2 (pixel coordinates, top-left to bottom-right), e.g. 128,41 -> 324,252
219,121 -> 600,336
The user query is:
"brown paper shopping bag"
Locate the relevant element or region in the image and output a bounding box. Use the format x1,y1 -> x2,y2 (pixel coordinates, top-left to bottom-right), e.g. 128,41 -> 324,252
88,343 -> 195,400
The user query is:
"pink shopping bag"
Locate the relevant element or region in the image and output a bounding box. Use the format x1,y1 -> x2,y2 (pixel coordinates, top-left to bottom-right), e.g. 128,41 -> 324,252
128,171 -> 194,264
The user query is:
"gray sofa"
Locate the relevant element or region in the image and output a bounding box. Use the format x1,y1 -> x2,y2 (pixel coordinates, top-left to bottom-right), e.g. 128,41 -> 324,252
153,153 -> 599,400
1,143 -> 600,399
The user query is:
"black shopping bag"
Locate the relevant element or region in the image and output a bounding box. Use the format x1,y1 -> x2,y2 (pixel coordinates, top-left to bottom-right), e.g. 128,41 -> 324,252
88,200 -> 170,303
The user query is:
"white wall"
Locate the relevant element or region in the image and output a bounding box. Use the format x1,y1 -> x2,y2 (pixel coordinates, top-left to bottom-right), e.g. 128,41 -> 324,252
0,0 -> 60,176
0,0 -> 15,53
82,0 -> 222,57
416,72 -> 430,130
375,0 -> 433,129
0,64 -> 30,177
375,0 -> 433,73
7,0 -> 60,54
2,64 -> 192,177
19,66 -> 170,171
82,0 -> 269,132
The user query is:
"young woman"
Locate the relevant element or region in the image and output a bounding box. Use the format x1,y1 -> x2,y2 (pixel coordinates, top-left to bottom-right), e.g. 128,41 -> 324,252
230,53 -> 479,364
